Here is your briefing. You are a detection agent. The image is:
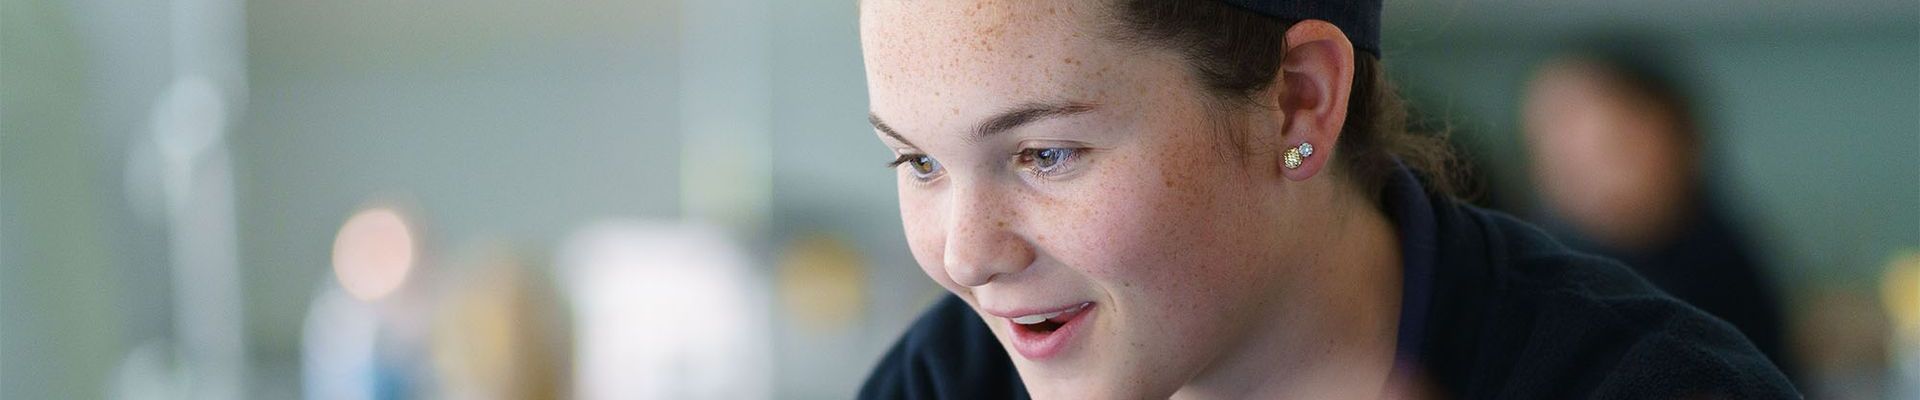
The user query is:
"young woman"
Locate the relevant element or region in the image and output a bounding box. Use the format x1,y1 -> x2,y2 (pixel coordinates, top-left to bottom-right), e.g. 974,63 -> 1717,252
855,0 -> 1795,398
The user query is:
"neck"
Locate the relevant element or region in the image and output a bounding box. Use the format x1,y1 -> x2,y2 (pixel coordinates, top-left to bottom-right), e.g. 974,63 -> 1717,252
1173,180 -> 1406,400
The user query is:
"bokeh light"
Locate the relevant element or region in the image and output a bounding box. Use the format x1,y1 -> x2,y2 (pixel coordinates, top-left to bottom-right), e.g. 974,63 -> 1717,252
331,207 -> 417,301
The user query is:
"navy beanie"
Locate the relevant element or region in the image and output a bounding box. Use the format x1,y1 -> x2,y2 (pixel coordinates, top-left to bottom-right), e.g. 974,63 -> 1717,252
1216,0 -> 1383,56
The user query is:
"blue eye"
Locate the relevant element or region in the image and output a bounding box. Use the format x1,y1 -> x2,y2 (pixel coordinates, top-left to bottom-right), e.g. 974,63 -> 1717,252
1019,147 -> 1079,175
889,153 -> 944,180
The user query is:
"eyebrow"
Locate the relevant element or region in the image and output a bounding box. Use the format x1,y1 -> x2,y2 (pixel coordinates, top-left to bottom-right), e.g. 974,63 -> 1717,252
868,101 -> 1098,148
869,113 -> 916,148
973,101 -> 1097,140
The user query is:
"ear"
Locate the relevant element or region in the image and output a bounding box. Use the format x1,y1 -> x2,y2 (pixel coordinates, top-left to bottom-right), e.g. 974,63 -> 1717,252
1272,19 -> 1355,181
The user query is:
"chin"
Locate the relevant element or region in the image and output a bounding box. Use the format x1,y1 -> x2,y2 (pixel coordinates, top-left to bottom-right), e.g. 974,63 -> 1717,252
1020,376 -> 1130,400
1025,378 -> 1175,400
1009,358 -> 1175,400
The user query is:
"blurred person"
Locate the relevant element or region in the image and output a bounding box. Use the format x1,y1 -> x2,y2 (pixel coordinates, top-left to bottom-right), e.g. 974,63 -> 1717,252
1521,35 -> 1799,380
853,0 -> 1795,398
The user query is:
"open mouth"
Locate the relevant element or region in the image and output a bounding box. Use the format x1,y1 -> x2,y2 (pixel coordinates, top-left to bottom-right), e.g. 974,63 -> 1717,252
1010,303 -> 1088,333
1006,302 -> 1095,360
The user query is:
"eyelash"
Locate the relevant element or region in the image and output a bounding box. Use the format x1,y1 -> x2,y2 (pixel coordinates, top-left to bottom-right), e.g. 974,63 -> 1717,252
888,153 -> 945,183
885,154 -> 917,169
1014,147 -> 1083,178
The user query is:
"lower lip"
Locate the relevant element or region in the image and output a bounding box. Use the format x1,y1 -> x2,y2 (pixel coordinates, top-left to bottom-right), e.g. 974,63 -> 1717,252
1008,304 -> 1096,361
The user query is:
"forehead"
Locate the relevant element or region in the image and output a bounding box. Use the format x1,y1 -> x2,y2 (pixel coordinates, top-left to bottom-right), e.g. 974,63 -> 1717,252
860,0 -> 1102,60
860,0 -> 1163,135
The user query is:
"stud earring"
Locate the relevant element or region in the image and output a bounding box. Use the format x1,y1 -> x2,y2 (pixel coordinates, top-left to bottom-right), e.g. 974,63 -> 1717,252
1284,142 -> 1313,170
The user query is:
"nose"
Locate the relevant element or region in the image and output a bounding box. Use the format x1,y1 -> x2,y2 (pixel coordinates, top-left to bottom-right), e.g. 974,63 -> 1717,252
942,183 -> 1036,288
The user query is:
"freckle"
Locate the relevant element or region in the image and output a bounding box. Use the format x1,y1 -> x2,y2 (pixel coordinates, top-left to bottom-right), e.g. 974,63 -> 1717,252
996,220 -> 1007,229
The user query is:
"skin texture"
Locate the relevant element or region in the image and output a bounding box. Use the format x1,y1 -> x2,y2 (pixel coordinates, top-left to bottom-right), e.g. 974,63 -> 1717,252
1522,59 -> 1696,251
861,1 -> 1405,398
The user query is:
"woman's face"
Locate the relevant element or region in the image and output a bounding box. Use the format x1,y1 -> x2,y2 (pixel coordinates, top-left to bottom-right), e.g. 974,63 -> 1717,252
862,0 -> 1307,396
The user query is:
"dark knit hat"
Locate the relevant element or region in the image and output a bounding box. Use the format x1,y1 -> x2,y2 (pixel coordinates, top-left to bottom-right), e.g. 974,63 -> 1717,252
1216,0 -> 1383,56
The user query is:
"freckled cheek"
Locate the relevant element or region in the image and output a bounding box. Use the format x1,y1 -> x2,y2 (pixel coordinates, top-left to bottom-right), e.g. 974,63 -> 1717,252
1071,185 -> 1249,334
1045,183 -> 1238,362
1047,184 -> 1203,288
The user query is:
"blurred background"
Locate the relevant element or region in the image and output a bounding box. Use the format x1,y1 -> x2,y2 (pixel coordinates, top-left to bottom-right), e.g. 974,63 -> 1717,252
0,0 -> 1913,398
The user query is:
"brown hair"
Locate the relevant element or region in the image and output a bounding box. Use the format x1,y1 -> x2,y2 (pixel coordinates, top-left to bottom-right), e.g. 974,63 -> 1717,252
1108,0 -> 1459,200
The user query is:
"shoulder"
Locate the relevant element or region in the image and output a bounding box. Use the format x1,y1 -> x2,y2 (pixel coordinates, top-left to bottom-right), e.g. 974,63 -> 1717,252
858,295 -> 1027,400
1502,250 -> 1799,398
1426,202 -> 1799,398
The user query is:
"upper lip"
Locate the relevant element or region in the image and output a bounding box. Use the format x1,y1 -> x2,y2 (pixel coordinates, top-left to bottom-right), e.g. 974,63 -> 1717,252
983,301 -> 1093,320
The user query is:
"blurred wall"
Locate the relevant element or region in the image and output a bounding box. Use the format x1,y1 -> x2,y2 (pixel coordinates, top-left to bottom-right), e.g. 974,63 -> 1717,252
239,0 -> 684,381
2,0 -> 128,398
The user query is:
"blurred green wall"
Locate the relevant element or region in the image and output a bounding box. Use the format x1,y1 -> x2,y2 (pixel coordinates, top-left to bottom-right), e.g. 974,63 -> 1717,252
2,0 -> 126,398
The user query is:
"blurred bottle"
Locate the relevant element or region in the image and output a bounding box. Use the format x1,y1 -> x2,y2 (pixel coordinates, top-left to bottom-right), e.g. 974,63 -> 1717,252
1883,250 -> 1920,399
427,247 -> 571,400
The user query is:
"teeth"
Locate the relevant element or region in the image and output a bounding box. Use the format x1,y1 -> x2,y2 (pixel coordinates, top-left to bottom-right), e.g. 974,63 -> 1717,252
1012,311 -> 1065,325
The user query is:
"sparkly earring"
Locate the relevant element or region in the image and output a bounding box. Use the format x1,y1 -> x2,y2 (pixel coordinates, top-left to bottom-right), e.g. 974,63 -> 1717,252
1284,142 -> 1314,170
